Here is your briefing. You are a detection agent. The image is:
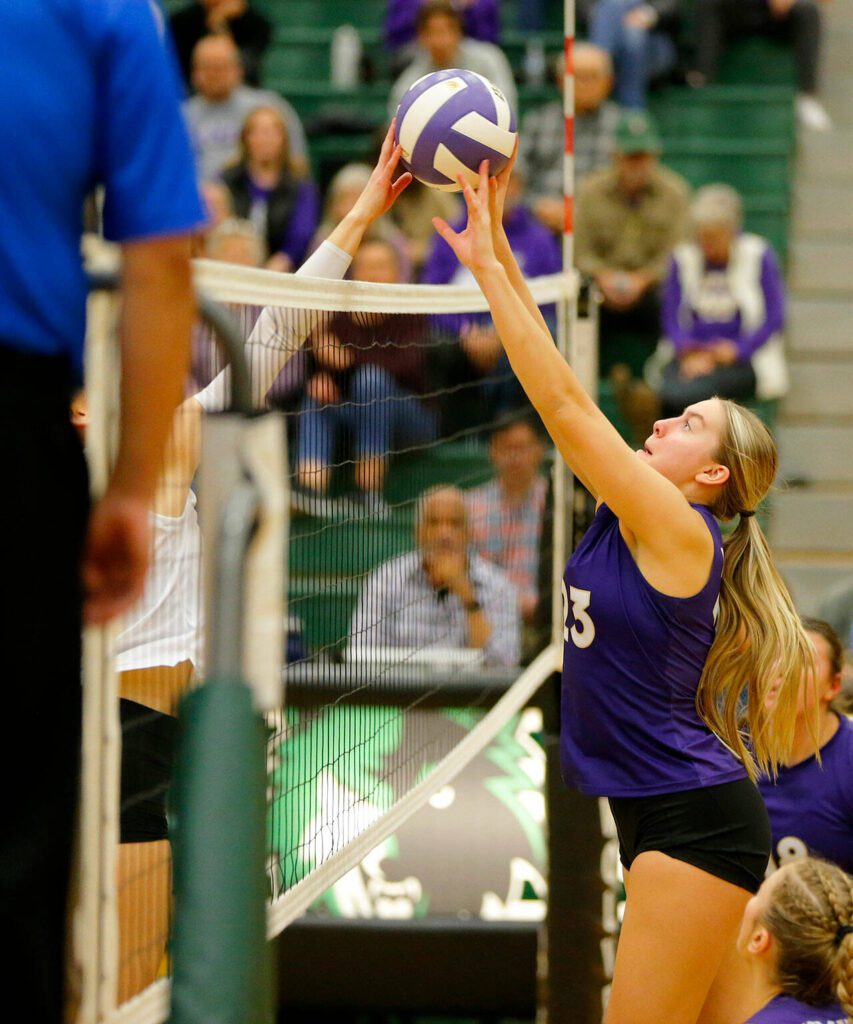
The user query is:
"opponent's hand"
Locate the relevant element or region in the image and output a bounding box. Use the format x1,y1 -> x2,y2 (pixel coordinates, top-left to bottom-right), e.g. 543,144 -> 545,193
432,161 -> 502,278
348,120 -> 413,226
83,491 -> 151,625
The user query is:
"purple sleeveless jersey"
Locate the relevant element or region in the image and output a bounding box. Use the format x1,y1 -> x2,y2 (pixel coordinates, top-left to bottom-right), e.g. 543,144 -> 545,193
759,714 -> 853,874
745,993 -> 847,1023
560,502 -> 747,797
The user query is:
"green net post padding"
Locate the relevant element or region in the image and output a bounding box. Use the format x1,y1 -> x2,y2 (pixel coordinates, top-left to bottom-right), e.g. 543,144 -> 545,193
168,679 -> 273,1024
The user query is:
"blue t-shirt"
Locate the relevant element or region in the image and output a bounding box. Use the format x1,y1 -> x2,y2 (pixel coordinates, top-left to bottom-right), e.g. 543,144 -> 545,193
759,714 -> 853,874
561,502 -> 747,797
745,993 -> 847,1023
0,0 -> 205,374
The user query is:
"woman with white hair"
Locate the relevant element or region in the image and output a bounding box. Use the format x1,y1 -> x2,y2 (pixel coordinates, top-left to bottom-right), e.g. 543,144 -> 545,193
650,183 -> 789,418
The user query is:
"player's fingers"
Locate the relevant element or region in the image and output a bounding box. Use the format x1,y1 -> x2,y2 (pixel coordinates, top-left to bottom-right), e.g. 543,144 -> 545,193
380,120 -> 395,162
386,143 -> 403,177
391,171 -> 413,198
432,216 -> 460,248
478,159 -> 490,197
457,174 -> 479,214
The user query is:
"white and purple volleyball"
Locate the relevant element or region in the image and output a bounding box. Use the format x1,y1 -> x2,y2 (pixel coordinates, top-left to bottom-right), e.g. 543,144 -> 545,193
394,68 -> 517,192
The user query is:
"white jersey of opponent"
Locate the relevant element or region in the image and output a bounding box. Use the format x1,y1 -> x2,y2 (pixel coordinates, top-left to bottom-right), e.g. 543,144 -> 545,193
114,492 -> 202,672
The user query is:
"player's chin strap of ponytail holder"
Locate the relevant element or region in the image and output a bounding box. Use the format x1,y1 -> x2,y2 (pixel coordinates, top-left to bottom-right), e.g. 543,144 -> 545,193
837,924 -> 853,945
740,509 -> 756,519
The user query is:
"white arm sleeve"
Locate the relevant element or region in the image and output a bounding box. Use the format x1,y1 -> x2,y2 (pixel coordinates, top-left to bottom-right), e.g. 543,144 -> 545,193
194,240 -> 353,411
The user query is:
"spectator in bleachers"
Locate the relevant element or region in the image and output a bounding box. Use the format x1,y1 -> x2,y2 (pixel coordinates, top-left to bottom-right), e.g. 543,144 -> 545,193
309,163 -> 414,281
222,105 -> 319,272
184,34 -> 308,180
647,183 -> 788,417
389,178 -> 461,274
349,485 -> 521,666
388,0 -> 517,118
169,0 -> 271,87
204,216 -> 265,265
422,167 -> 561,432
690,0 -> 832,132
466,416 -> 547,645
760,618 -> 853,874
519,43 -> 620,236
296,238 -> 438,510
200,179 -> 234,227
385,0 -> 500,50
575,109 -> 689,379
578,0 -> 680,108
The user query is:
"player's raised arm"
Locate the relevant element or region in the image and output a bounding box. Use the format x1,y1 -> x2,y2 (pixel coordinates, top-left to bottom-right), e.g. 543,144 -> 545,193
432,161 -> 712,576
197,122 -> 413,414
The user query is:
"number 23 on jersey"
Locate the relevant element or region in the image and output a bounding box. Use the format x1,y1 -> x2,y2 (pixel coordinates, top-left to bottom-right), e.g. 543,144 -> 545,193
562,581 -> 596,649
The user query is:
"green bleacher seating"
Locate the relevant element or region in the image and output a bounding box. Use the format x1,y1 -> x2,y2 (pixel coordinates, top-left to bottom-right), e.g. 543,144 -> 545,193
717,38 -> 796,87
289,515 -> 412,578
289,576 -> 358,654
384,443 -> 493,505
649,86 -> 795,143
663,138 -> 792,198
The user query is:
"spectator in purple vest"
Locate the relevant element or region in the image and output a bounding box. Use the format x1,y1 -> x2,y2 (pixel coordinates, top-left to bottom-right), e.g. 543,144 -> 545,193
221,105 -> 319,272
169,0 -> 271,86
735,857 -> 850,1023
385,0 -> 500,49
760,618 -> 853,876
647,183 -> 788,417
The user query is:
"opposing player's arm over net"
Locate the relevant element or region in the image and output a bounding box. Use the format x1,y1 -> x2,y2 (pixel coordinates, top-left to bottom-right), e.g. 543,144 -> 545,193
82,133 -> 580,1024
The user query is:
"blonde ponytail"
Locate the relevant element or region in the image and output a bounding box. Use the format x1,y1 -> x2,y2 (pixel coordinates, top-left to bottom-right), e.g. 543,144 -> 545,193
696,401 -> 816,781
764,858 -> 853,1022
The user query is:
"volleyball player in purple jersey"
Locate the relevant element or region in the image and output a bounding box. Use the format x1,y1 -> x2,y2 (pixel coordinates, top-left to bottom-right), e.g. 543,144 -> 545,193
761,619 -> 853,876
736,857 -> 852,1023
433,152 -> 815,1024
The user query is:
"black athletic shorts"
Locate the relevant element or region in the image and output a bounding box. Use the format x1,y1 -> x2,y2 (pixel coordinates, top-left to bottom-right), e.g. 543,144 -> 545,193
608,777 -> 771,894
119,699 -> 179,844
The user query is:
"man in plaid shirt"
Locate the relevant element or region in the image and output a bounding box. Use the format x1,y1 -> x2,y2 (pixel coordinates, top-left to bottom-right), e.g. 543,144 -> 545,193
466,416 -> 548,627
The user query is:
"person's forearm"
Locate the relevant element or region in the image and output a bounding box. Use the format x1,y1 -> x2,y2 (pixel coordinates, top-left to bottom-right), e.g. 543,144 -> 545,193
475,259 -> 593,422
326,209 -> 373,258
494,231 -> 553,339
113,236 -> 195,503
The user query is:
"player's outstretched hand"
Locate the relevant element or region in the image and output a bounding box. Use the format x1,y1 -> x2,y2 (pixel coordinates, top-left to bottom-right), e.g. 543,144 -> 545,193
349,120 -> 413,225
488,138 -> 518,246
432,160 -> 501,277
83,490 -> 151,625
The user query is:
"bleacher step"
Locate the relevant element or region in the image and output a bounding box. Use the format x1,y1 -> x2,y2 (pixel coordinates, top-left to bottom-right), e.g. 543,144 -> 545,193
797,130 -> 853,185
777,425 -> 853,484
783,362 -> 853,417
769,490 -> 853,551
786,297 -> 853,354
773,556 -> 853,617
789,240 -> 853,294
793,184 -> 853,238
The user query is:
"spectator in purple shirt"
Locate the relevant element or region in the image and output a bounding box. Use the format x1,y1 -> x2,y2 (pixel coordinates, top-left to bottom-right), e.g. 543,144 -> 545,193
221,105 -> 319,272
760,618 -> 853,876
385,0 -> 500,50
735,857 -> 850,1023
648,183 -> 789,417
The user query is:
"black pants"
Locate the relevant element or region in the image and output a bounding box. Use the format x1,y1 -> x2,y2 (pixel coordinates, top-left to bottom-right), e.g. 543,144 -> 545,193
660,357 -> 757,417
0,346 -> 88,1022
694,0 -> 822,93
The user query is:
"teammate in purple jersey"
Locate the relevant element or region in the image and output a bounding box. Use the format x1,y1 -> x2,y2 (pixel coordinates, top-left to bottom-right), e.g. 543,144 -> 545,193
736,857 -> 852,1023
432,150 -> 815,1023
761,619 -> 853,876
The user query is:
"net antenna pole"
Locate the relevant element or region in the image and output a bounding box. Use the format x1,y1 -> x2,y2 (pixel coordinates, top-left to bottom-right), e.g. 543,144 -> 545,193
168,294 -> 277,1024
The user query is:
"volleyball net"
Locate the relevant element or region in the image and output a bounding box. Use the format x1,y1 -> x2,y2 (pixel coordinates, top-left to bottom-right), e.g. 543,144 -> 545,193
76,256 -> 588,1024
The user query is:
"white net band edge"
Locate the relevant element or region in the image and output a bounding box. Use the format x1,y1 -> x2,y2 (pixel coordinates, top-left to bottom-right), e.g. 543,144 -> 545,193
193,258 -> 578,314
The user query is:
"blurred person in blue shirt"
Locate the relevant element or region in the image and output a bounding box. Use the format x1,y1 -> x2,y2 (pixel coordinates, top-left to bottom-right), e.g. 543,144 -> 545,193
0,2 -> 205,1017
